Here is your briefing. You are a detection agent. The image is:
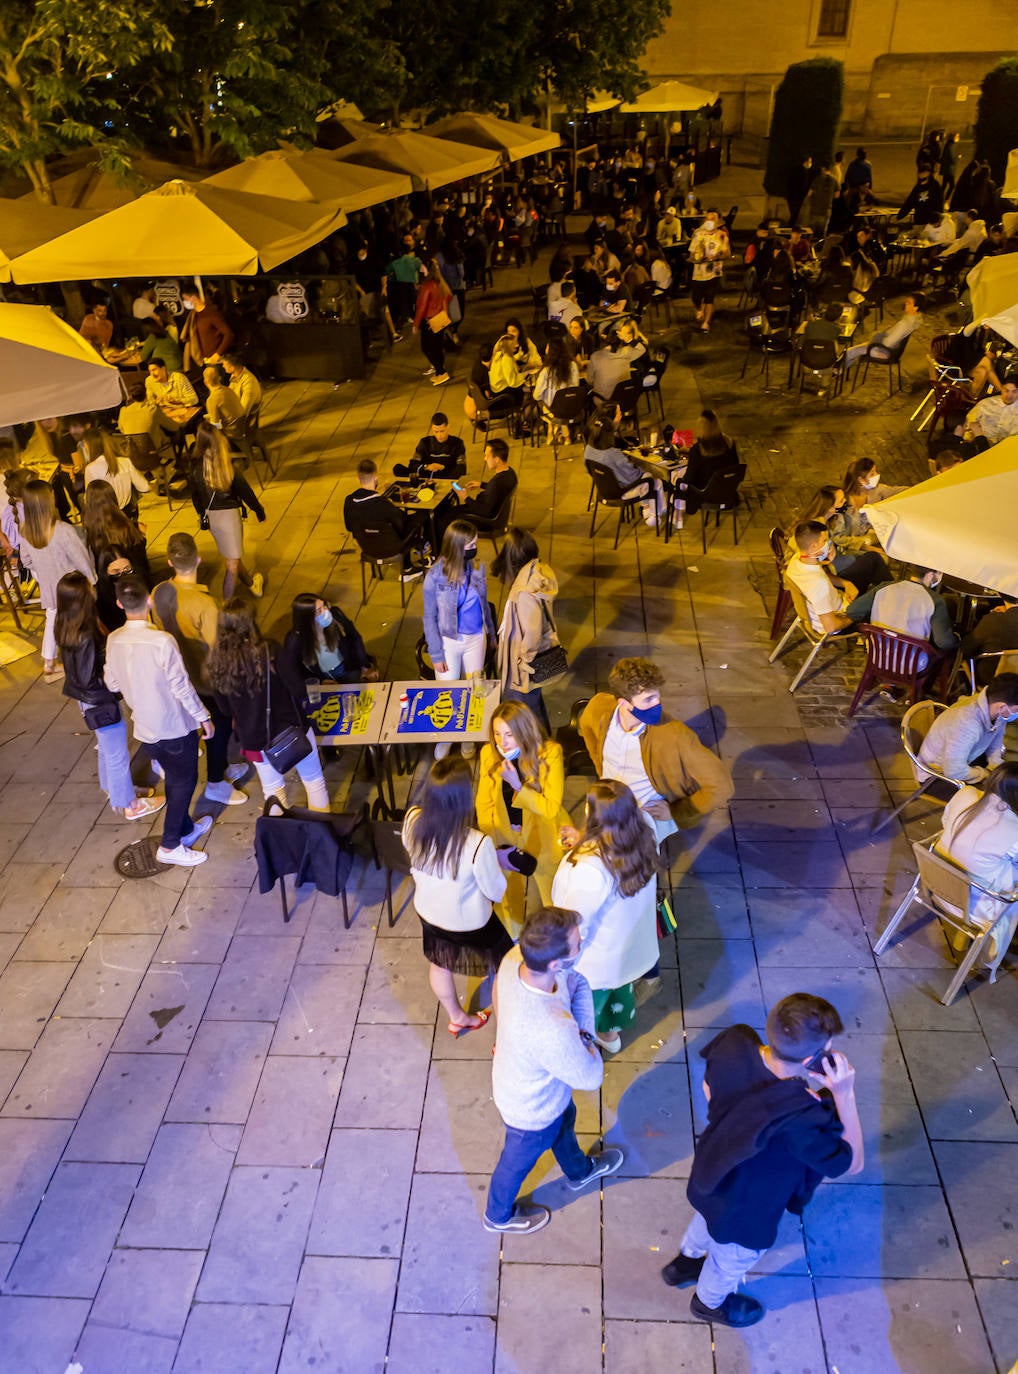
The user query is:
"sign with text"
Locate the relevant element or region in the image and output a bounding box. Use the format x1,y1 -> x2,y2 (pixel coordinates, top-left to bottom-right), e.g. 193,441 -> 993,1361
309,688 -> 375,738
395,686 -> 485,735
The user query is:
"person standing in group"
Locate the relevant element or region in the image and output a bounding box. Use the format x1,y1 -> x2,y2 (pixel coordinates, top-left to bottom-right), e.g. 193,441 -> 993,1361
661,994 -> 862,1328
484,904 -> 623,1235
207,598 -> 330,811
687,209 -> 730,334
414,257 -> 453,387
188,420 -> 265,599
422,520 -> 494,759
402,756 -> 511,1035
551,780 -> 659,1053
55,572 -> 163,822
475,701 -> 570,935
492,526 -> 561,732
16,478 -> 96,681
103,574 -> 215,867
81,481 -> 150,632
151,532 -> 248,809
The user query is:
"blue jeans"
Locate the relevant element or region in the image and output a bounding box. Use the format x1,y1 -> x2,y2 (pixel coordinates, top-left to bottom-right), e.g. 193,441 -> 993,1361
485,1100 -> 590,1224
147,731 -> 199,849
93,715 -> 136,810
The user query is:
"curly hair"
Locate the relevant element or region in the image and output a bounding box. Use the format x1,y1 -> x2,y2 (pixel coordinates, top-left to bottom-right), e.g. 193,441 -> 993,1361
569,780 -> 659,897
207,597 -> 266,698
608,657 -> 664,701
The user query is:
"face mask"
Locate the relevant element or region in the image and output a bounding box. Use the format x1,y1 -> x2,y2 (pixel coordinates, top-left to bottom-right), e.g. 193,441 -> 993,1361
555,955 -> 578,972
315,608 -> 333,629
464,546 -> 476,561
183,300 -> 195,311
630,702 -> 662,726
498,744 -> 521,761
861,475 -> 879,490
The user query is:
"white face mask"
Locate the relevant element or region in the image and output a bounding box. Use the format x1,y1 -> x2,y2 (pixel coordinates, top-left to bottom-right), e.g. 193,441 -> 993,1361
861,475 -> 879,490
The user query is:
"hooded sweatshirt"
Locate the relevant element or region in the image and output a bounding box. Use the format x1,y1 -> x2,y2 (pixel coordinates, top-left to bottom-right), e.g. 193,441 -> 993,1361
496,559 -> 560,692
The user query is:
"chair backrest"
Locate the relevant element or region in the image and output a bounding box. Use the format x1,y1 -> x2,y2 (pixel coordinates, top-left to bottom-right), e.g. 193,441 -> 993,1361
467,381 -> 492,416
549,386 -> 587,421
799,337 -> 839,370
913,840 -> 977,924
784,577 -> 825,645
697,462 -> 746,511
585,459 -> 628,503
354,525 -> 406,562
769,525 -> 788,570
372,817 -> 413,875
646,346 -> 670,384
929,333 -> 954,364
900,699 -> 949,770
609,378 -> 641,415
859,623 -> 934,684
483,485 -> 515,535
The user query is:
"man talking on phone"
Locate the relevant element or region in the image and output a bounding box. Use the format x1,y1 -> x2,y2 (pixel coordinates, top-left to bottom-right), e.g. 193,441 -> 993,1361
661,993 -> 864,1328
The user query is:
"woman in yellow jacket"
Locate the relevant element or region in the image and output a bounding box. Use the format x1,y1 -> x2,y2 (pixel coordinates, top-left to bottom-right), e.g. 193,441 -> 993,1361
475,700 -> 570,936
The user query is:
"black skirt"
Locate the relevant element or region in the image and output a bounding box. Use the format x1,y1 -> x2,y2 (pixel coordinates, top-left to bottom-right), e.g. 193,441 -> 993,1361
420,912 -> 514,976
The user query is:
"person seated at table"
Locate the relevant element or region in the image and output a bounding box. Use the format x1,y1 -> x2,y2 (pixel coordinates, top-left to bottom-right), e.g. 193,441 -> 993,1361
533,336 -> 580,417
972,222 -> 1008,266
145,359 -> 198,423
846,566 -> 958,672
656,205 -> 683,252
132,286 -> 157,321
920,209 -> 956,248
548,280 -> 583,327
623,248 -> 651,296
960,379 -> 1018,453
573,255 -> 603,311
180,284 -> 235,364
788,226 -> 815,268
118,383 -> 161,445
488,335 -> 529,414
963,598 -> 1018,687
587,325 -> 642,404
592,241 -> 622,279
204,365 -> 244,431
648,243 -> 673,294
843,293 -> 925,370
503,319 -> 542,376
82,431 -> 149,514
396,412 -> 467,480
342,457 -> 421,577
784,521 -> 866,636
278,591 -> 378,692
455,438 -> 518,525
79,302 -> 113,352
583,408 -> 659,527
221,353 -> 262,419
565,314 -> 596,373
599,269 -> 632,316
789,485 -> 888,594
916,674 -> 1018,784
677,410 -> 739,513
139,315 -> 184,373
843,457 -> 909,508
803,303 -> 847,345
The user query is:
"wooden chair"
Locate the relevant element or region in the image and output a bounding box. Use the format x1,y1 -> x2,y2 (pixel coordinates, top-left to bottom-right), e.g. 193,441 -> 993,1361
847,624 -> 947,717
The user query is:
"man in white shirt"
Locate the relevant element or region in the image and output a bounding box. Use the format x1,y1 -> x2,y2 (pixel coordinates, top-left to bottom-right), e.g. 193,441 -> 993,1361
845,566 -> 957,673
784,522 -> 860,635
964,380 -> 1018,451
844,293 -> 925,370
104,575 -> 214,867
132,286 -> 158,321
222,353 -> 263,418
484,906 -> 622,1235
547,281 -> 583,327
921,212 -> 956,247
937,209 -> 986,259
917,675 -> 1018,784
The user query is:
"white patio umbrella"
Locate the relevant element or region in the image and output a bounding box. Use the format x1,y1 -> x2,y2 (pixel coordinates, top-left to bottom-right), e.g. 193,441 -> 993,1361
0,303 -> 122,425
966,253 -> 1018,329
619,80 -> 719,114
1003,148 -> 1018,201
865,438 -> 1018,596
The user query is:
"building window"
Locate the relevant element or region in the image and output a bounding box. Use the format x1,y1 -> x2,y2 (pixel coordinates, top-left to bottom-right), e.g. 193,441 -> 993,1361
816,0 -> 850,38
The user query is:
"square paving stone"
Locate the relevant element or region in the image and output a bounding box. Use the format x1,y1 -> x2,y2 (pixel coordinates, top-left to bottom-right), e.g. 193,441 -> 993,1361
334,1024 -> 431,1129
758,965 -> 891,1035
65,1052 -> 183,1163
602,1059 -> 694,1179
269,962 -> 365,1056
495,1263 -> 601,1374
816,1277 -> 994,1374
236,1055 -> 344,1167
1,1016 -> 117,1118
879,965 -> 981,1031
0,1296 -> 91,1374
173,1303 -> 289,1374
416,1058 -> 504,1174
204,934 -> 300,1020
603,1176 -> 691,1320
499,1132 -> 603,1268
834,1093 -> 939,1187
671,878 -> 751,939
71,1324 -> 177,1374
165,1020 -> 273,1124
737,838 -> 852,890
155,888 -> 246,963
197,1165 -> 319,1305
278,1256 -> 397,1374
91,1246 -> 204,1337
974,1279 -> 1018,1373
855,876 -> 954,968
803,1183 -> 965,1279
54,934 -> 160,1018
386,1314 -> 496,1374
308,1127 -> 417,1258
298,889 -> 379,965
900,1030 -> 1018,1142
0,1117 -> 73,1241
0,961 -> 73,1049
972,973 -> 1018,1067
398,1173 -> 500,1316
934,1141 -> 1018,1277
0,1049 -> 27,1105
677,938 -> 766,1028
98,881 -> 180,935
112,963 -> 218,1054
4,1160 -> 139,1298
0,865 -> 59,932
748,888 -> 872,966
605,1318 -> 714,1373
119,1122 -> 241,1250
14,886 -> 115,961
729,798 -> 836,842
14,801 -> 104,864
187,822 -> 257,888
359,937 -> 440,1023
713,1275 -> 827,1373
0,782 -> 56,825
58,821 -> 138,885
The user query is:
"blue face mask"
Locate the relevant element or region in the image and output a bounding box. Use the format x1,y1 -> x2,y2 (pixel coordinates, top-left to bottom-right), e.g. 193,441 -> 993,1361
630,702 -> 662,726
315,609 -> 333,629
498,744 -> 521,762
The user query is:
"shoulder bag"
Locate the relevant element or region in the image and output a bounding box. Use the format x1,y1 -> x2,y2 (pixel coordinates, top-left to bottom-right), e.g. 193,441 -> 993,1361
528,601 -> 568,687
262,645 -> 313,774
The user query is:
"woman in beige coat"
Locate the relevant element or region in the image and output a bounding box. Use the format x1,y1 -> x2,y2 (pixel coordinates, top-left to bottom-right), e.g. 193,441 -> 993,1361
492,527 -> 562,733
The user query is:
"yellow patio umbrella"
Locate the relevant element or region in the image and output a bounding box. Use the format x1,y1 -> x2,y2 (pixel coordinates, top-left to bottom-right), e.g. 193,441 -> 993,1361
329,129 -> 500,191
427,113 -> 560,163
0,303 -> 123,425
204,150 -> 412,212
21,157 -> 205,212
1003,149 -> 1018,200
544,91 -> 621,116
10,180 -> 346,284
0,198 -> 97,283
619,80 -> 719,114
967,253 -> 1018,328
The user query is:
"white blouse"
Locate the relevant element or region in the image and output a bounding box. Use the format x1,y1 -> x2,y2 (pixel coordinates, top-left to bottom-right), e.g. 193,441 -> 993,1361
402,810 -> 506,933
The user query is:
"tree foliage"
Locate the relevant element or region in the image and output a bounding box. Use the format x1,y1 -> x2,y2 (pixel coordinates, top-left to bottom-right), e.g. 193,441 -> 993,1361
974,57 -> 1018,185
764,57 -> 843,199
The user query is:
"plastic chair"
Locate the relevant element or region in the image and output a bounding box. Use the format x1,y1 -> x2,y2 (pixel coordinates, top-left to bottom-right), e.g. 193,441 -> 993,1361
352,528 -> 420,608
555,698 -> 597,777
585,459 -> 645,549
769,525 -> 792,639
608,378 -> 642,429
641,346 -> 670,419
768,579 -> 853,693
545,386 -> 588,456
469,484 -> 516,552
871,700 -> 962,833
847,624 -> 947,717
370,814 -> 413,928
466,381 -> 522,446
853,334 -> 912,396
873,836 -> 1017,1005
685,462 -> 747,554
229,404 -> 276,484
796,337 -> 845,401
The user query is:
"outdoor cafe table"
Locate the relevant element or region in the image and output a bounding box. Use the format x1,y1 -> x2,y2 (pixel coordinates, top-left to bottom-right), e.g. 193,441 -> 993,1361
308,679 -> 395,810
384,478 -> 456,551
626,444 -> 688,542
380,678 -> 501,748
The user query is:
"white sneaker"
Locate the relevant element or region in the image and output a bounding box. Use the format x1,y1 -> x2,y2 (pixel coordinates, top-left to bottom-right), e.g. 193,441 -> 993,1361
204,781 -> 247,806
422,366 -> 436,377
461,742 -> 476,759
156,844 -> 208,868
434,742 -> 451,760
181,815 -> 214,847
250,573 -> 264,598
124,796 -> 166,821
224,762 -> 249,784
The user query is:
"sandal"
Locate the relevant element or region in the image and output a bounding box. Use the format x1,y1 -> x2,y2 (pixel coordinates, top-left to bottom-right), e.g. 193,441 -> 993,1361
447,1009 -> 492,1038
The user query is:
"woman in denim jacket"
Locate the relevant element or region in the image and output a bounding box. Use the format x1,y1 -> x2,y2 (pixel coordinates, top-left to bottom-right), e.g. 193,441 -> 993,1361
423,519 -> 494,759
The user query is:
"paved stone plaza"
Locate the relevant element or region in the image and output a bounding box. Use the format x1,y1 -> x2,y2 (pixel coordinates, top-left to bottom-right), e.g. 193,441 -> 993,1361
1,191 -> 1016,1373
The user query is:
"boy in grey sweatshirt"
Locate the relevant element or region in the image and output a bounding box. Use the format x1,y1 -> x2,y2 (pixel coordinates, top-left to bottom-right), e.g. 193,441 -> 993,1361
484,905 -> 625,1235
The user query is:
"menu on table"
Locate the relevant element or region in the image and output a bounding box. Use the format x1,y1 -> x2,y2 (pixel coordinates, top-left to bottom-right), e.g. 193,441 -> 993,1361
394,685 -> 486,736
309,688 -> 377,739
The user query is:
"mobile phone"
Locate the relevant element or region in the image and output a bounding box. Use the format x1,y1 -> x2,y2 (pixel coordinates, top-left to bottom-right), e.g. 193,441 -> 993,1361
452,481 -> 462,491
804,1049 -> 834,1075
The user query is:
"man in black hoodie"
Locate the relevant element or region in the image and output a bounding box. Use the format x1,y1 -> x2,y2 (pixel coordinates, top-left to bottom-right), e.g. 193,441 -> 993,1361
661,994 -> 863,1327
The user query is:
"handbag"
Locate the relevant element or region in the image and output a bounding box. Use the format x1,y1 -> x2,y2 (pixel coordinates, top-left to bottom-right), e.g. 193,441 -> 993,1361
261,646 -> 313,774
528,601 -> 569,687
83,699 -> 121,731
428,308 -> 452,333
656,893 -> 677,941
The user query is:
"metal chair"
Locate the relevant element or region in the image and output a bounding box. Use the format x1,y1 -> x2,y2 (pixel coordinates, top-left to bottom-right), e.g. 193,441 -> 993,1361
768,579 -> 854,693
352,528 -> 421,608
847,624 -> 947,717
585,459 -> 645,549
871,699 -> 962,834
686,462 -> 747,554
769,526 -> 792,639
873,836 -> 1017,1006
966,649 -> 1018,692
468,485 -> 516,552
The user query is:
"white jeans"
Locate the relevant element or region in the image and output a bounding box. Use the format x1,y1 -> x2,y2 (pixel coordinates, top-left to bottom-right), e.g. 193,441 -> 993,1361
680,1208 -> 767,1309
436,631 -> 487,680
43,607 -> 57,663
253,727 -> 330,810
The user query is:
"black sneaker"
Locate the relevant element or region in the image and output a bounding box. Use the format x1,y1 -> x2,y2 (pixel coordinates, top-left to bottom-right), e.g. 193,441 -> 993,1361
661,1253 -> 706,1287
690,1292 -> 764,1327
482,1204 -> 551,1234
565,1147 -> 624,1190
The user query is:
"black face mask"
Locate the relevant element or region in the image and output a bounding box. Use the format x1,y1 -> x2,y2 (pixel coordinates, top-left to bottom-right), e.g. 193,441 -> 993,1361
464,547 -> 476,561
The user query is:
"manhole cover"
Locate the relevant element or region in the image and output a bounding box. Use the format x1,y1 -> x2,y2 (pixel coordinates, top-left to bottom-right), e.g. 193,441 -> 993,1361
115,836 -> 168,878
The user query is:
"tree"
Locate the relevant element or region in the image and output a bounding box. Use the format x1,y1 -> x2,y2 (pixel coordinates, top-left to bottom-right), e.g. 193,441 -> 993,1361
764,58 -> 843,201
0,0 -> 172,200
974,57 -> 1018,184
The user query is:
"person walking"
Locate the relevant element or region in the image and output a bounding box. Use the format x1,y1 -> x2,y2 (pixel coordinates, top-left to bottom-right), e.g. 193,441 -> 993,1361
483,904 -> 623,1235
661,993 -> 863,1328
492,527 -> 561,732
16,478 -> 96,681
414,257 -> 453,387
55,572 -> 163,822
402,756 -> 512,1035
81,480 -> 150,632
551,780 -> 660,1052
188,420 -> 265,600
207,598 -> 330,811
103,574 -> 215,868
422,520 -> 494,759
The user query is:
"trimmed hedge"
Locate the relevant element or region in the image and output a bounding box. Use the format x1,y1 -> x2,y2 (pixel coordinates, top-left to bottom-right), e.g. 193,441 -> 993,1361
974,57 -> 1018,185
764,58 -> 844,199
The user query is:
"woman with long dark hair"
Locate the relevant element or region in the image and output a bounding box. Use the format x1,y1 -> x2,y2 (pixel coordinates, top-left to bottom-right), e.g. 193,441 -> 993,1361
17,478 -> 95,680
83,431 -> 149,515
503,317 -> 542,375
533,336 -> 580,428
402,755 -> 510,1035
552,780 -> 659,1053
81,480 -> 150,631
55,571 -> 162,820
278,592 -> 377,694
188,420 -> 265,599
414,257 -> 453,387
492,527 -> 560,731
422,519 -> 494,758
207,598 -> 329,809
